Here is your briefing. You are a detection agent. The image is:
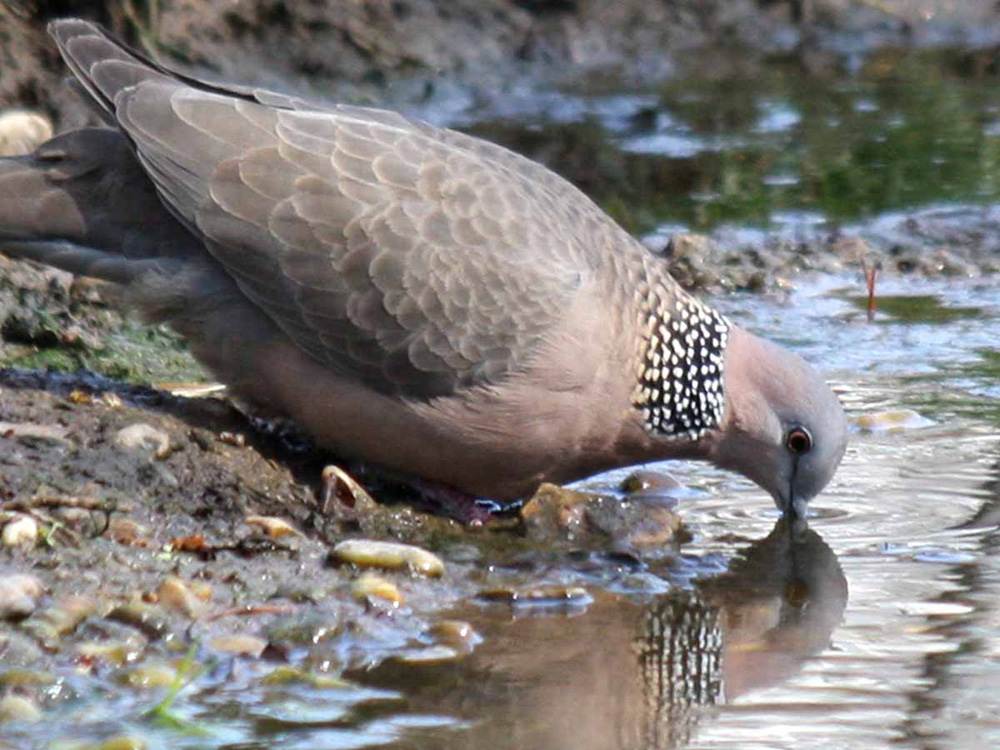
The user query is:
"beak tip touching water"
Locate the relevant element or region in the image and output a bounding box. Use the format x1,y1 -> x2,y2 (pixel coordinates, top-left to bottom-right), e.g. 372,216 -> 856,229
787,495 -> 809,522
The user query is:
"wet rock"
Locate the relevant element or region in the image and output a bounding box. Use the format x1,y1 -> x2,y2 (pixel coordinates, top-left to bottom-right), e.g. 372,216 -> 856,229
351,572 -> 403,606
662,233 -> 724,290
589,496 -> 687,550
2,514 -> 38,547
620,469 -> 684,498
330,539 -> 445,577
520,483 -> 593,537
265,616 -> 344,648
120,663 -> 177,690
260,666 -> 349,688
428,620 -> 480,652
0,669 -> 57,691
107,602 -> 172,640
0,110 -> 52,156
209,634 -> 268,657
113,423 -> 173,460
156,576 -> 208,618
522,483 -> 686,550
0,694 -> 42,723
76,640 -> 145,668
0,573 -> 44,620
245,515 -> 301,539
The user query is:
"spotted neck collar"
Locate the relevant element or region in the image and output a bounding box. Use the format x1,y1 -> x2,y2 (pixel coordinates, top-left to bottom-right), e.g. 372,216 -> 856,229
632,284 -> 730,440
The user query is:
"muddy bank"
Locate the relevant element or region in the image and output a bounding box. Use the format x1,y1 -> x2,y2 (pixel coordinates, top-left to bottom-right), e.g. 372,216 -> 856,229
0,355 -> 689,743
5,1 -> 1000,129
647,203 -> 1000,295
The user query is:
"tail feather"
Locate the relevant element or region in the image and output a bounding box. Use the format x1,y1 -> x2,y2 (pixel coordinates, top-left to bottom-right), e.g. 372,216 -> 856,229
48,19 -> 175,121
0,128 -> 202,285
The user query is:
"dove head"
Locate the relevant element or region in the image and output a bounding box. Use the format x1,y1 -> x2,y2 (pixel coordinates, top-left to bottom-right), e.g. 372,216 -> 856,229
708,327 -> 848,518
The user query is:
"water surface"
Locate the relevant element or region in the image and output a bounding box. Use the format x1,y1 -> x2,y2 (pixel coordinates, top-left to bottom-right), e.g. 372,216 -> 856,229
343,277 -> 1000,750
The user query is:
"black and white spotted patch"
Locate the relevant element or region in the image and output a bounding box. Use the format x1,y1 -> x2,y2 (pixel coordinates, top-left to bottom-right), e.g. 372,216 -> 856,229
632,293 -> 730,440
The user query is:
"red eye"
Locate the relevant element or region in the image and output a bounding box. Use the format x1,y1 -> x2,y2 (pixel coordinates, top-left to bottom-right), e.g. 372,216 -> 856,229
786,427 -> 812,455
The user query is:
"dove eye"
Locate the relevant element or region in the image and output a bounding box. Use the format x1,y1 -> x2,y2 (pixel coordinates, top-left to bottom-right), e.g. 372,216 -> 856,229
786,426 -> 813,455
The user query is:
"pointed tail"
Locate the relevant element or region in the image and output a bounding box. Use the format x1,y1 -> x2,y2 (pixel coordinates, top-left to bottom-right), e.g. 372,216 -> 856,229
0,128 -> 199,285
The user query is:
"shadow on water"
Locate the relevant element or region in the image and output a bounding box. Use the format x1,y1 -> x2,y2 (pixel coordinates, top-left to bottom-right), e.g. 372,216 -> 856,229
354,518 -> 846,750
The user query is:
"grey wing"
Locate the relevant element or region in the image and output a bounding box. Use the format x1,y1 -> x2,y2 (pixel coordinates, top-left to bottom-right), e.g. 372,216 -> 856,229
51,20 -> 605,398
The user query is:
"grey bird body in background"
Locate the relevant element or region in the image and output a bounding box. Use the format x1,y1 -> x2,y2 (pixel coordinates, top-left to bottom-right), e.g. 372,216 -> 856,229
0,20 -> 848,517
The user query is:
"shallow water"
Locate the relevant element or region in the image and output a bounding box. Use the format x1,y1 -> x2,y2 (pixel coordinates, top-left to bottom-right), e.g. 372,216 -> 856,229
450,47 -> 1000,236
4,44 -> 1000,750
321,276 -> 998,750
364,47 -> 1000,750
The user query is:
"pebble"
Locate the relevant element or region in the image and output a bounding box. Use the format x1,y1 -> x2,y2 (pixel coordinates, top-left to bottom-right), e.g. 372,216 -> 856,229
21,595 -> 97,647
351,572 -> 403,606
156,576 -> 207,618
428,620 -> 480,652
0,670 -> 56,690
0,573 -> 44,620
77,640 -> 144,667
0,694 -> 42,723
120,663 -> 177,690
107,602 -> 171,640
260,666 -> 349,688
620,469 -> 684,497
520,483 -> 592,536
618,503 -> 687,548
2,514 -> 38,547
662,232 -> 723,290
330,539 -> 444,577
0,110 -> 53,156
209,634 -> 268,657
113,423 -> 172,459
245,515 -> 301,539
522,483 -> 685,549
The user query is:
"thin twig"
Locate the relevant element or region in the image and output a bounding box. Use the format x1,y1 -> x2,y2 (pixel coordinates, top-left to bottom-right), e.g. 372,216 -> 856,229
861,257 -> 878,322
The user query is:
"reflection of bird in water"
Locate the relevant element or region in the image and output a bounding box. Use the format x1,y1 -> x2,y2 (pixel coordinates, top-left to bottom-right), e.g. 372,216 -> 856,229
635,594 -> 722,749
352,518 -> 847,750
634,517 -> 847,747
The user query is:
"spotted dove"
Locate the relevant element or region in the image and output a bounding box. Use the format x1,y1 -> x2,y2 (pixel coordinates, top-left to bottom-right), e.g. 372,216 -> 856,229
0,20 -> 847,517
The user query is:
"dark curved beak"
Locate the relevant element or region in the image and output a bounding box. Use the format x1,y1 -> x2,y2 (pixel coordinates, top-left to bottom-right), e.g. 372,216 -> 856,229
784,458 -> 808,520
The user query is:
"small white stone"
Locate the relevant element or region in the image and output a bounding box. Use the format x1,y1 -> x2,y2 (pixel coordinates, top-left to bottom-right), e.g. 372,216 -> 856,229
114,423 -> 172,459
2,515 -> 38,548
0,110 -> 52,157
0,573 -> 44,619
